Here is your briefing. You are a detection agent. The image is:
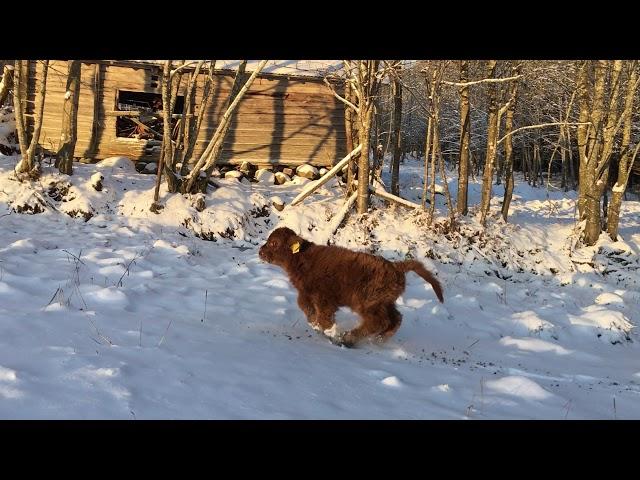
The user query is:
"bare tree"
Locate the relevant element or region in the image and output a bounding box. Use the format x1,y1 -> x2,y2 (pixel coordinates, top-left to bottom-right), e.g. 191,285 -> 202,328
182,60 -> 267,194
338,60 -> 383,214
181,61 -> 216,175
14,60 -> 49,177
607,62 -> 639,240
577,60 -> 626,246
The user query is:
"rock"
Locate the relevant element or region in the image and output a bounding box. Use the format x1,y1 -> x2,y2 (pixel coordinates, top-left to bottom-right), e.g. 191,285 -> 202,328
319,168 -> 328,176
274,172 -> 291,185
192,193 -> 206,212
271,196 -> 285,211
282,167 -> 294,177
296,164 -> 319,180
255,169 -> 275,184
239,161 -> 253,174
143,162 -> 157,174
224,170 -> 243,180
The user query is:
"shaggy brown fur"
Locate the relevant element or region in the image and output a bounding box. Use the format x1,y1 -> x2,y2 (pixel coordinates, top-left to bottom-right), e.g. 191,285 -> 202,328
259,227 -> 444,347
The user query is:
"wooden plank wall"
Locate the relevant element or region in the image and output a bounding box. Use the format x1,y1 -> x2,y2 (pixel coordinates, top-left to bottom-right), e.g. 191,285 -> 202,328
30,60 -> 346,168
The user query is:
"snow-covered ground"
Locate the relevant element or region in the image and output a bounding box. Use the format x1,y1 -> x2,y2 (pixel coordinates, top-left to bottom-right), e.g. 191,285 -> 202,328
1,124 -> 640,418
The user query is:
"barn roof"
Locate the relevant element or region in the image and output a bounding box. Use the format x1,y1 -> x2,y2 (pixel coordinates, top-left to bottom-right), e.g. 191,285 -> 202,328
123,60 -> 343,79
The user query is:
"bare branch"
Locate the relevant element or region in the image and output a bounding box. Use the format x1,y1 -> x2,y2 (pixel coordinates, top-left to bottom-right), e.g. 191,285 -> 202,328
170,61 -> 199,78
324,77 -> 359,113
443,75 -> 524,87
497,122 -> 591,146
290,145 -> 362,206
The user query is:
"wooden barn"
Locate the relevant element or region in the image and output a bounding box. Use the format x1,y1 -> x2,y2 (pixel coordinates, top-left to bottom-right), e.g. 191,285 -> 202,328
13,60 -> 347,169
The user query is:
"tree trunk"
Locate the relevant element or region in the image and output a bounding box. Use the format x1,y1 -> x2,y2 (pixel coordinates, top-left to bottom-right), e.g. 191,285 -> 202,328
479,60 -> 498,226
533,140 -> 540,187
12,61 -> 29,161
356,103 -> 374,214
15,60 -> 49,176
457,60 -> 471,215
576,62 -> 590,219
0,64 -> 13,107
390,74 -> 402,196
501,65 -> 522,222
353,60 -> 380,215
607,63 -> 638,240
567,125 -> 576,191
181,60 -> 216,174
579,61 -> 607,245
160,61 -> 180,194
171,61 -> 203,171
560,126 -> 568,191
501,108 -> 515,221
56,61 -> 81,175
428,69 -> 442,224
579,60 -> 621,246
345,80 -> 360,195
421,99 -> 434,209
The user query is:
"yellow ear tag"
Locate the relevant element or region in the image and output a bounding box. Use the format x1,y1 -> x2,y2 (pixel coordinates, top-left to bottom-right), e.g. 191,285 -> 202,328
291,241 -> 301,254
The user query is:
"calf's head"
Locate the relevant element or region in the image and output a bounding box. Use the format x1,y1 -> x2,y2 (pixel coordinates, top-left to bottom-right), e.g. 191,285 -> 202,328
259,227 -> 307,267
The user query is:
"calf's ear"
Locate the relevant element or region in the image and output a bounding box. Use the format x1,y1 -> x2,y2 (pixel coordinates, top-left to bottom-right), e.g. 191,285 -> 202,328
289,235 -> 309,254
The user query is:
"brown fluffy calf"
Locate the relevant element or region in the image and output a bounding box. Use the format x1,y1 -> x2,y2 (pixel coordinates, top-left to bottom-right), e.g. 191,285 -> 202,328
258,227 -> 444,347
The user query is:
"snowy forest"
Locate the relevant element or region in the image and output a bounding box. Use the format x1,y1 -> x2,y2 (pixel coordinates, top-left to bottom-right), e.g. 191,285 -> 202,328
0,59 -> 639,419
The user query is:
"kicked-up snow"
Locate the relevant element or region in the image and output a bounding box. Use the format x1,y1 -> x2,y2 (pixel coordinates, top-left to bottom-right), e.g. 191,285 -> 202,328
0,139 -> 640,418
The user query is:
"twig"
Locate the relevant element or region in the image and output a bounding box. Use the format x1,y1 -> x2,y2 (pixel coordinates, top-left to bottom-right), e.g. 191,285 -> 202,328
323,77 -> 359,113
290,145 -> 362,207
46,286 -> 62,307
563,399 -> 573,419
158,318 -> 174,347
497,122 -> 591,146
467,339 -> 480,349
62,249 -> 86,266
116,251 -> 142,287
443,75 -> 524,87
83,311 -> 113,346
201,289 -> 208,322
